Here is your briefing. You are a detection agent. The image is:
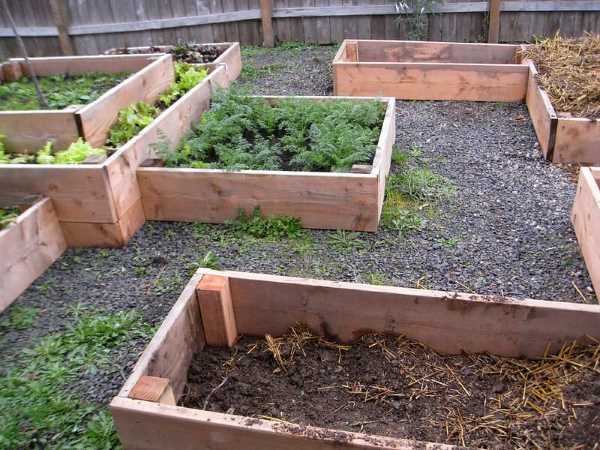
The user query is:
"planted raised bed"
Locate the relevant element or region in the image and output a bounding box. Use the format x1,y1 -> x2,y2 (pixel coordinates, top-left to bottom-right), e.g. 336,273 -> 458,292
106,42 -> 242,83
0,63 -> 231,247
136,93 -> 395,232
111,269 -> 600,449
0,195 -> 66,313
0,54 -> 174,151
520,36 -> 600,164
333,39 -> 529,102
572,167 -> 600,302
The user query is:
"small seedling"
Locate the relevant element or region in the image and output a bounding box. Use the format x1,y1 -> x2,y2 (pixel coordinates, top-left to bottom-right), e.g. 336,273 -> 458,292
228,207 -> 302,240
98,249 -> 110,258
327,230 -> 367,251
193,222 -> 208,238
1,305 -> 38,330
199,251 -> 220,270
366,272 -> 387,285
387,168 -> 455,202
438,237 -> 459,248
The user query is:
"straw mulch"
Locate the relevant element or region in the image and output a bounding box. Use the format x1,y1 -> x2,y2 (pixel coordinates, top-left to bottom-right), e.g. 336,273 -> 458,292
521,33 -> 600,119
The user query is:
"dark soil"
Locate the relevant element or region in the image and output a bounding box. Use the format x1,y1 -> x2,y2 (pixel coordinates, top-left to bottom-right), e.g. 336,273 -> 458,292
109,43 -> 225,63
182,330 -> 600,448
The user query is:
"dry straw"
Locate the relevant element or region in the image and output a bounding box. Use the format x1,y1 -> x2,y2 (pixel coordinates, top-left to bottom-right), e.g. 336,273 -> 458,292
521,33 -> 600,119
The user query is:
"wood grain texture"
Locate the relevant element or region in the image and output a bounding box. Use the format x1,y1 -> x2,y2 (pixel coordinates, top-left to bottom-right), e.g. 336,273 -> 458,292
196,275 -> 238,347
523,60 -> 557,159
553,117 -> 600,164
0,111 -> 79,153
572,168 -> 600,303
77,54 -> 175,148
129,376 -> 176,405
334,62 -> 528,102
0,197 -> 66,313
13,54 -> 158,76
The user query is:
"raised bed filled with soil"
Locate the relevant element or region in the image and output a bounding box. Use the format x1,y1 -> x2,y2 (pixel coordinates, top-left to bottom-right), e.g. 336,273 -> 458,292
111,269 -> 600,449
0,62 -> 230,247
0,195 -> 66,313
136,92 -> 395,232
333,39 -> 529,102
106,42 -> 241,83
572,167 -> 600,302
0,54 -> 174,151
520,35 -> 600,164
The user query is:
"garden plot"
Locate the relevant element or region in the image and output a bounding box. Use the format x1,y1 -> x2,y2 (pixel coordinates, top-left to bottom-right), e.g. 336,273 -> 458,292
332,39 -> 528,102
0,61 -> 231,247
0,195 -> 66,314
112,269 -> 600,449
572,168 -> 600,303
106,42 -> 242,83
0,54 -> 174,151
521,35 -> 600,164
136,91 -> 395,232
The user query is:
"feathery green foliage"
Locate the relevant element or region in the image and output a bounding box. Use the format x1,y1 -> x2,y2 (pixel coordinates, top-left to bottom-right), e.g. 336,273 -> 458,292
163,88 -> 385,172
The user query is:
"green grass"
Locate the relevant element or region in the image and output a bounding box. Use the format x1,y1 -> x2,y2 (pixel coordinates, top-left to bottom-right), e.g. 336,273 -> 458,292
0,72 -> 128,111
387,168 -> 455,202
227,207 -> 303,240
0,305 -> 38,330
438,237 -> 459,248
365,272 -> 387,285
0,307 -> 153,449
241,42 -> 317,58
240,62 -> 285,80
327,230 -> 366,252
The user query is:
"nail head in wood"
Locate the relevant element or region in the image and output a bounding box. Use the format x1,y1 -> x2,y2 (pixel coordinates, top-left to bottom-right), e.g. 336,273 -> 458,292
197,274 -> 238,347
129,375 -> 176,405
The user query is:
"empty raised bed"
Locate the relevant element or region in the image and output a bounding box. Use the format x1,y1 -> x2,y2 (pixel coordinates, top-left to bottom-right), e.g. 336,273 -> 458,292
106,42 -> 242,83
333,40 -> 529,102
572,167 -> 600,302
136,91 -> 395,232
521,35 -> 600,164
0,62 -> 231,247
0,195 -> 66,313
0,54 -> 174,151
111,269 -> 600,449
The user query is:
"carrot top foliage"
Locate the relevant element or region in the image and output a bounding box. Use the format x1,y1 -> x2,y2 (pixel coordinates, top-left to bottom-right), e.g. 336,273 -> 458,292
163,89 -> 385,172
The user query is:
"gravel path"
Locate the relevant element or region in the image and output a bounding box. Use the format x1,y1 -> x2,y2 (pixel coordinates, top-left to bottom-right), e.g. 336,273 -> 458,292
0,45 -> 595,408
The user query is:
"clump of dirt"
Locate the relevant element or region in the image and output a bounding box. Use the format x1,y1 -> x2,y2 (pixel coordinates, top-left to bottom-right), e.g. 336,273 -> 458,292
520,33 -> 600,119
181,326 -> 600,449
109,42 -> 225,63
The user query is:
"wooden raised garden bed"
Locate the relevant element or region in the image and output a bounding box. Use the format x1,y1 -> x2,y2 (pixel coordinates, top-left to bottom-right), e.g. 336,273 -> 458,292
0,195 -> 66,313
572,167 -> 600,302
0,54 -> 174,151
136,95 -> 395,232
111,269 -> 600,449
105,42 -> 242,83
0,63 -> 231,247
333,39 -> 529,102
521,58 -> 600,164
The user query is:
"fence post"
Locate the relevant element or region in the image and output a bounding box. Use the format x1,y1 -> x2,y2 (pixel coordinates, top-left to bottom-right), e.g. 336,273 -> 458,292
260,0 -> 275,48
487,0 -> 501,43
49,0 -> 74,55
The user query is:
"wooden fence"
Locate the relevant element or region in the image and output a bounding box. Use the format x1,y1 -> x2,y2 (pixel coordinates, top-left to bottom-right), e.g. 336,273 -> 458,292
1,0 -> 599,58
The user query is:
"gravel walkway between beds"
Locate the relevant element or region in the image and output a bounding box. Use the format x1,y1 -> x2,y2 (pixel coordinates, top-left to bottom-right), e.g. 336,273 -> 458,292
0,45 -> 595,408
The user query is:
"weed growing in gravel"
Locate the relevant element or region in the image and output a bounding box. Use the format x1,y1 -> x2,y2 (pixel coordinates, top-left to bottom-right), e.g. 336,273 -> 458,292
438,237 -> 459,248
327,230 -> 367,252
241,63 -> 285,80
164,88 -> 385,172
0,307 -> 152,448
193,222 -> 208,238
387,168 -> 455,202
366,272 -> 387,285
381,205 -> 424,236
0,305 -> 38,330
228,207 -> 302,240
188,251 -> 221,274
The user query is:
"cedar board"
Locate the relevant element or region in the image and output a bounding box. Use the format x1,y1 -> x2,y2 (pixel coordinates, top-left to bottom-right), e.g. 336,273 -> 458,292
111,269 -> 600,450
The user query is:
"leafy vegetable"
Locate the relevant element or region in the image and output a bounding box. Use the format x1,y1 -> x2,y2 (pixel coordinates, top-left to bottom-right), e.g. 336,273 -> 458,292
162,88 -> 385,173
53,138 -> 106,164
107,101 -> 159,147
159,63 -> 209,108
35,141 -> 55,164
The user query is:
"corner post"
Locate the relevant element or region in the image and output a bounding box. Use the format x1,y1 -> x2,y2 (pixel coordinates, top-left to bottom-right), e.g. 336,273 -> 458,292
196,274 -> 238,347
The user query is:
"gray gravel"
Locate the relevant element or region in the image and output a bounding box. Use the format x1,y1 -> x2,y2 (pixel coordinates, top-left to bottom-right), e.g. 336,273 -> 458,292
0,45 -> 595,407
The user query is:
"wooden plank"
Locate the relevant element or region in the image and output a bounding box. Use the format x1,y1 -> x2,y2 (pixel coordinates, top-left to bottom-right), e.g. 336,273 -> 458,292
117,269 -> 206,400
48,0 -> 74,55
138,169 -> 380,231
60,197 -> 144,248
213,42 -> 242,82
13,54 -> 158,76
572,168 -> 600,303
345,39 -> 358,61
196,275 -> 238,347
77,54 -> 174,148
334,62 -> 528,102
0,197 -> 66,313
0,165 -> 116,223
553,117 -> 600,164
111,396 -> 454,450
0,111 -> 79,153
487,0 -> 501,43
260,0 -> 275,47
354,40 -> 519,64
523,60 -> 557,159
129,376 -> 176,405
104,65 -> 229,221
219,270 -> 600,358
